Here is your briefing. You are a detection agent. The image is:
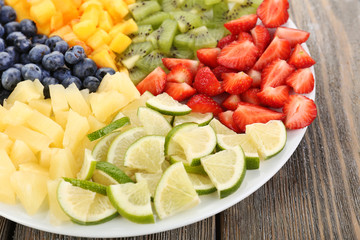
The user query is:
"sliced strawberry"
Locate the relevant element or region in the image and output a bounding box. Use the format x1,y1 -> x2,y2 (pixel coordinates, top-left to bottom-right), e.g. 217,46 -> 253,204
261,59 -> 295,89
166,64 -> 193,85
212,65 -> 236,80
233,102 -> 285,132
286,68 -> 314,94
224,14 -> 258,34
253,36 -> 291,70
283,94 -> 317,129
288,44 -> 316,69
196,48 -> 221,68
257,85 -> 291,108
217,40 -> 259,71
193,67 -> 223,96
257,0 -> 289,28
250,25 -> 271,54
187,94 -> 223,116
165,82 -> 196,102
162,58 -> 199,75
238,32 -> 253,42
136,67 -> 166,96
274,27 -> 310,47
217,34 -> 237,49
222,72 -> 253,95
240,88 -> 262,105
219,111 -> 240,132
246,69 -> 262,87
222,94 -> 241,111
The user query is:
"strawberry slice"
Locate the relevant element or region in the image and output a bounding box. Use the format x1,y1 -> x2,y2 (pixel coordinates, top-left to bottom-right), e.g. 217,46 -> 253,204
166,64 -> 193,85
240,88 -> 262,105
224,14 -> 258,34
288,44 -> 316,69
196,48 -> 221,68
260,59 -> 295,89
222,94 -> 241,111
187,94 -> 223,116
212,65 -> 236,80
274,27 -> 310,47
217,40 -> 259,71
250,25 -> 271,54
233,102 -> 285,132
217,34 -> 237,49
257,85 -> 291,108
162,58 -> 199,75
193,67 -> 223,96
246,69 -> 262,87
165,82 -> 196,102
286,68 -> 314,94
136,67 -> 166,96
253,36 -> 291,70
257,0 -> 289,28
222,72 -> 253,95
238,32 -> 254,42
219,111 -> 240,132
283,94 -> 317,129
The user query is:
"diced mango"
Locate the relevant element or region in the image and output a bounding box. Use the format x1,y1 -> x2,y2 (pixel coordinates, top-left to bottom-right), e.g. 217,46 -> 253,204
110,32 -> 131,54
36,22 -> 51,35
107,0 -> 128,22
86,29 -> 111,50
108,22 -> 127,39
49,84 -> 69,113
7,80 -> 44,105
91,44 -> 116,59
99,10 -> 113,32
0,132 -> 13,153
121,19 -> 138,35
10,140 -> 37,168
72,0 -> 82,8
47,179 -> 70,225
80,6 -> 100,26
49,148 -> 76,179
90,49 -> 117,70
28,99 -> 52,117
65,83 -> 91,117
50,12 -> 63,32
79,0 -> 103,13
13,1 -> 31,21
49,25 -> 72,38
63,110 -> 90,152
73,20 -> 97,41
30,0 -> 56,25
63,31 -> 80,46
124,0 -> 135,4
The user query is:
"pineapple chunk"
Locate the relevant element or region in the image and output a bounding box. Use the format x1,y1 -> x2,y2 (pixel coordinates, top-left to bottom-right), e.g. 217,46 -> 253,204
65,83 -> 91,117
88,115 -> 106,133
28,99 -> 52,117
0,149 -> 16,173
124,0 -> 135,4
49,84 -> 69,113
73,20 -> 97,41
7,80 -> 44,105
86,28 -> 111,50
80,88 -> 90,104
39,148 -> 53,169
0,173 -> 16,204
30,0 -> 56,25
0,105 -> 9,131
121,19 -> 138,35
99,10 -> 113,32
49,148 -> 76,179
10,140 -> 37,168
109,32 -> 131,54
63,110 -> 90,152
90,49 -> 117,70
0,132 -> 13,153
47,179 -> 70,225
54,110 -> 69,129
4,101 -> 34,126
18,163 -> 49,176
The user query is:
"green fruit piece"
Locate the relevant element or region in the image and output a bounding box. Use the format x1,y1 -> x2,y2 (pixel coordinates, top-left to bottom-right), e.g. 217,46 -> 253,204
121,91 -> 154,127
209,118 -> 237,135
63,177 -> 107,195
92,131 -> 120,162
135,172 -> 162,198
137,107 -> 172,136
169,48 -> 194,59
117,41 -> 154,69
77,149 -> 97,180
187,173 -> 216,195
138,12 -> 171,29
135,50 -> 166,73
158,19 -> 178,54
165,122 -> 198,156
128,67 -> 150,85
169,155 -> 207,175
87,116 -> 129,141
129,1 -> 162,21
130,25 -> 154,43
95,161 -> 134,184
172,11 -> 203,33
162,0 -> 185,11
146,92 -> 192,116
173,112 -> 213,127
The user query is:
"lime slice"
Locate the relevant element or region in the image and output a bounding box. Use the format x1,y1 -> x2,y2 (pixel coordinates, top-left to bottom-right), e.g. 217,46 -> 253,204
122,91 -> 154,126
146,92 -> 192,116
112,112 -> 126,122
92,169 -> 119,186
154,162 -> 200,219
124,136 -> 165,174
245,120 -> 287,160
95,161 -> 133,184
217,134 -> 260,170
57,179 -> 118,225
87,116 -> 129,141
169,155 -> 206,175
173,125 -> 217,166
137,107 -> 172,136
63,177 -> 107,195
77,149 -> 97,180
209,118 -> 237,135
165,122 -> 198,157
173,112 -> 213,127
187,173 -> 216,195
200,147 -> 246,198
107,181 -> 154,224
135,172 -> 162,198
92,132 -> 120,162
163,114 -> 174,125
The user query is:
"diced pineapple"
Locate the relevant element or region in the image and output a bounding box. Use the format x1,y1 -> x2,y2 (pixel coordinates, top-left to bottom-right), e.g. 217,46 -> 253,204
63,110 -> 90,152
91,44 -> 116,59
49,148 -> 76,179
39,147 -> 55,169
65,83 -> 91,117
49,84 -> 69,113
4,101 -> 34,126
0,149 -> 16,173
28,99 -> 52,117
10,140 -> 37,168
73,20 -> 97,41
54,110 -> 69,129
30,0 -> 56,25
109,32 -> 131,54
49,25 -> 72,38
0,173 -> 16,204
18,163 -> 49,176
0,132 -> 13,153
87,115 -> 106,133
90,49 -> 117,70
7,80 -> 44,105
50,12 -> 64,32
80,88 -> 90,104
0,105 -> 9,131
99,10 -> 113,32
47,179 -> 70,225
86,28 -> 111,50
108,22 -> 127,39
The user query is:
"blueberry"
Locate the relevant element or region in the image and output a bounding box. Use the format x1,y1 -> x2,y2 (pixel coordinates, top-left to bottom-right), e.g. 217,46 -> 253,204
0,89 -> 10,104
53,67 -> 71,82
6,31 -> 25,45
83,76 -> 100,93
32,34 -> 48,45
72,58 -> 97,79
62,76 -> 82,89
0,0 -> 4,7
4,21 -> 20,36
0,38 -> 5,52
1,67 -> 22,90
14,36 -> 32,53
0,6 -> 17,25
95,67 -> 115,80
53,40 -> 69,54
13,63 -> 23,71
41,77 -> 59,98
28,44 -> 50,63
45,36 -> 62,50
20,53 -> 31,64
0,52 -> 13,71
5,46 -> 19,63
41,68 -> 50,79
21,63 -> 42,81
19,19 -> 37,38
64,45 -> 86,65
42,51 -> 64,71
0,24 -> 4,38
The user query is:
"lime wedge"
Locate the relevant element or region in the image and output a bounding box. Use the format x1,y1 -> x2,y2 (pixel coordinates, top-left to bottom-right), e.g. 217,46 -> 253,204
137,107 -> 172,136
146,92 -> 192,116
135,172 -> 162,198
77,149 -> 97,180
122,91 -> 154,126
173,112 -> 213,127
187,173 -> 216,195
95,161 -> 133,184
209,118 -> 237,135
63,177 -> 107,195
92,131 -> 120,162
165,122 -> 198,157
87,116 -> 129,141
112,112 -> 126,122
200,147 -> 246,198
169,155 -> 206,175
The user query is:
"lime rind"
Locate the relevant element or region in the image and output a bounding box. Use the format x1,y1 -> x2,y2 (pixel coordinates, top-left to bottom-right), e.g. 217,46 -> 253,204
173,112 -> 213,127
169,155 -> 207,175
77,149 -> 97,180
63,177 -> 107,195
146,92 -> 192,116
95,161 -> 133,184
165,122 -> 198,156
137,107 -> 172,136
209,118 -> 237,135
92,131 -> 120,162
87,117 -> 129,141
187,173 -> 216,195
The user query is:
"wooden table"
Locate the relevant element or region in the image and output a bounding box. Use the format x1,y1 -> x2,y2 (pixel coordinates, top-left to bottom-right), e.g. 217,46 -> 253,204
1,0 -> 359,239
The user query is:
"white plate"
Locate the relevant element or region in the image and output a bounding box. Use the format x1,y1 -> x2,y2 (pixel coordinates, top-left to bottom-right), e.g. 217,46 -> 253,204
0,18 -> 315,238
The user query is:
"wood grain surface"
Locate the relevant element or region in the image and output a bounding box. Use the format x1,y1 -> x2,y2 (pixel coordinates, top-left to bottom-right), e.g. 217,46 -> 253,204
1,0 -> 359,239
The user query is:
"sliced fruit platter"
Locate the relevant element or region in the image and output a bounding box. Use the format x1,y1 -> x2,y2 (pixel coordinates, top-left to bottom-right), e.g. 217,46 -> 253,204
0,0 -> 317,237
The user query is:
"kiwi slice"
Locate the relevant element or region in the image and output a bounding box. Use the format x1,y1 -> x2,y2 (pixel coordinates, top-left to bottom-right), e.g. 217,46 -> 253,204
129,1 -> 162,21
174,26 -> 216,50
172,11 -> 203,33
169,47 -> 194,59
204,0 -> 220,5
227,0 -> 263,20
135,50 -> 166,72
138,12 -> 171,29
210,2 -> 229,28
129,67 -> 150,85
131,25 -> 154,43
182,0 -> 212,12
146,19 -> 178,54
208,28 -> 226,43
162,0 -> 185,12
117,42 -> 154,69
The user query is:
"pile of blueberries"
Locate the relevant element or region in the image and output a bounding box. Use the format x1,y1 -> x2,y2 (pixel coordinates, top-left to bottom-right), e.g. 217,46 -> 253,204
0,3 -> 115,100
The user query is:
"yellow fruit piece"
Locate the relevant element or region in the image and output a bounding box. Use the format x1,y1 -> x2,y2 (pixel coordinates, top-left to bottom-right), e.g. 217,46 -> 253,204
30,0 -> 56,25
0,105 -> 9,131
63,110 -> 90,152
50,25 -> 72,38
80,88 -> 90,104
39,148 -> 53,169
5,0 -> 20,5
49,148 -> 76,179
0,132 -> 13,153
91,44 -> 116,59
36,22 -> 51,35
62,31 -> 80,46
54,111 -> 69,129
86,29 -> 111,50
65,83 -> 92,117
73,20 -> 97,41
49,84 -> 69,113
7,80 -> 44,105
124,0 -> 135,4
80,6 -> 100,26
90,48 -> 117,70
122,19 -> 138,35
10,140 -> 37,168
0,149 -> 16,173
107,0 -> 128,22
18,163 -> 49,176
13,1 -> 31,21
47,179 -> 70,225
72,0 -> 82,8
0,172 -> 16,204
109,32 -> 131,54
108,22 -> 126,39
79,0 -> 103,13
50,12 -> 64,32
4,101 -> 34,126
87,115 -> 106,133
28,99 -> 52,117
99,10 -> 113,32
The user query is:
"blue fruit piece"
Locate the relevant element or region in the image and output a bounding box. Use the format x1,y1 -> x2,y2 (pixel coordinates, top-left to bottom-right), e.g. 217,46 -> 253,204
4,21 -> 20,35
42,51 -> 64,71
0,0 -> 4,7
19,19 -> 37,37
62,76 -> 82,89
41,68 -> 51,79
32,34 -> 48,45
72,58 -> 97,79
6,31 -> 25,45
0,24 -> 4,38
14,36 -> 32,53
53,41 -> 69,54
45,35 -> 62,50
0,90 -> 10,104
83,76 -> 100,93
20,53 -> 31,64
64,45 -> 86,65
1,67 -> 22,90
5,46 -> 20,63
0,38 -> 5,52
28,44 -> 51,63
95,67 -> 115,80
21,63 -> 42,81
0,52 -> 13,71
13,63 -> 23,71
53,67 -> 72,82
41,77 -> 59,98
0,6 -> 17,25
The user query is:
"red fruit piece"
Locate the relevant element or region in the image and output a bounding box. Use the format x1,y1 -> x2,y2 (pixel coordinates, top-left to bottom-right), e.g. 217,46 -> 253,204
165,82 -> 196,102
253,36 -> 291,70
222,72 -> 253,95
238,32 -> 253,42
162,58 -> 199,75
257,0 -> 289,28
212,65 -> 235,80
224,14 -> 258,34
166,64 -> 193,85
288,44 -> 316,69
218,111 -> 240,132
250,25 -> 271,54
217,34 -> 237,49
222,94 -> 241,111
136,67 -> 166,96
246,69 -> 262,87
286,68 -> 314,94
240,88 -> 262,105
217,40 -> 259,71
233,102 -> 285,132
261,59 -> 295,89
187,94 -> 223,116
274,27 -> 310,47
196,48 -> 221,68
257,85 -> 291,108
193,67 -> 223,97
283,94 -> 317,129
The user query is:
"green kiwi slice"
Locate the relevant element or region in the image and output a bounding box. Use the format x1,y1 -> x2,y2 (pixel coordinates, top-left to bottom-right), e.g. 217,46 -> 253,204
129,67 -> 150,85
138,12 -> 171,29
129,1 -> 162,21
117,42 -> 154,69
131,25 -> 154,43
135,50 -> 166,72
172,11 -> 203,33
162,0 -> 185,12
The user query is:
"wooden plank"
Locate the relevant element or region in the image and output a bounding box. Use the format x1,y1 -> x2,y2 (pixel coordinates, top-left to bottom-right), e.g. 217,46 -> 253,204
0,217 -> 14,240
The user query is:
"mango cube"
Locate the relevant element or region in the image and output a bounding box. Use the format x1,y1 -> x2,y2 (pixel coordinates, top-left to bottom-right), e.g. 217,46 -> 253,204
109,32 -> 131,54
107,0 -> 128,22
73,20 -> 97,41
80,5 -> 100,26
50,12 -> 64,32
10,140 -> 37,168
13,1 -> 32,21
99,10 -> 113,32
30,0 -> 56,25
86,29 -> 111,50
50,25 -> 72,38
36,22 -> 51,35
65,83 -> 91,117
90,49 -> 117,70
63,110 -> 90,152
